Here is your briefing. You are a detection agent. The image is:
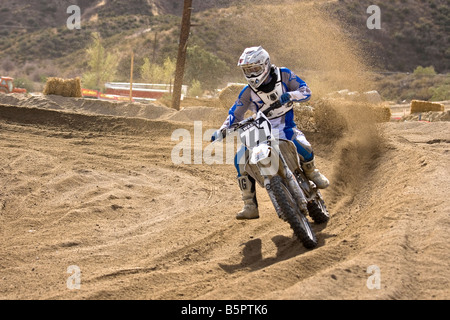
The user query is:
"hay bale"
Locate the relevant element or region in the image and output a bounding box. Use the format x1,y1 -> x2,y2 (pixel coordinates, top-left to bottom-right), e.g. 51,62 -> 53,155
43,77 -> 82,98
410,100 -> 444,113
370,104 -> 392,122
218,84 -> 246,109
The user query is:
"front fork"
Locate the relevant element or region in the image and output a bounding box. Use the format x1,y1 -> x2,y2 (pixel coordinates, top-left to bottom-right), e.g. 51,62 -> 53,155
258,148 -> 309,220
279,152 -> 309,214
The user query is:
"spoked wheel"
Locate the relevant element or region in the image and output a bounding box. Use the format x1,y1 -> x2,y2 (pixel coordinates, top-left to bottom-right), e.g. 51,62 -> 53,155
307,197 -> 330,224
270,175 -> 317,249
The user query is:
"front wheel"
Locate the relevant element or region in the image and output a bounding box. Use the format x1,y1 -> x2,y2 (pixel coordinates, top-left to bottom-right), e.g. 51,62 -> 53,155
270,175 -> 317,249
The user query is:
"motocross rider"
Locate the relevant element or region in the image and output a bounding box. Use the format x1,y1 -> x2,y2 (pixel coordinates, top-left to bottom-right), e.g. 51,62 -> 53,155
212,46 -> 329,220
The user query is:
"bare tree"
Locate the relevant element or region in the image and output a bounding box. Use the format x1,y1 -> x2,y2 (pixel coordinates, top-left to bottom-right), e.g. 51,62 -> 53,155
172,0 -> 192,110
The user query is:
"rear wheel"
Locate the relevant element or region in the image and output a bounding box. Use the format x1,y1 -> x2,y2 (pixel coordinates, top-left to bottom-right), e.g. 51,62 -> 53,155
270,175 -> 317,249
307,198 -> 330,224
0,88 -> 8,94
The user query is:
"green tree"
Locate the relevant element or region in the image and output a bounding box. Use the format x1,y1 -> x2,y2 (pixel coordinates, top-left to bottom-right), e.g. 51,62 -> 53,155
413,66 -> 437,76
141,57 -> 164,83
140,57 -> 175,84
82,32 -> 118,91
163,57 -> 176,85
185,45 -> 228,91
430,75 -> 450,101
188,79 -> 203,97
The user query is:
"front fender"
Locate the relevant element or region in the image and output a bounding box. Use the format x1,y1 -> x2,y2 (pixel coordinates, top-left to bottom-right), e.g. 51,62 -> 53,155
250,144 -> 271,165
251,144 -> 281,178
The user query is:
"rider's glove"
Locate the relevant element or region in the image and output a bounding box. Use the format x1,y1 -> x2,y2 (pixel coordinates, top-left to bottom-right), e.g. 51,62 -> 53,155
280,92 -> 292,105
211,129 -> 225,142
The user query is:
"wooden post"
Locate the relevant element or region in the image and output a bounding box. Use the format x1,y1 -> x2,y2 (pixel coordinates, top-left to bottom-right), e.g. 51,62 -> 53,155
172,0 -> 192,110
129,51 -> 134,102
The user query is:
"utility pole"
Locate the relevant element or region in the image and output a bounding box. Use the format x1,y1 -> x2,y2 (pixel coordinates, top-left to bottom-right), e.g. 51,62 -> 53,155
129,51 -> 134,102
172,0 -> 192,110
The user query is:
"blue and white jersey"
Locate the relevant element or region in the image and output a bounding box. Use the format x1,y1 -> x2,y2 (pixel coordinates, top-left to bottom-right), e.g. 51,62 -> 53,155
220,66 -> 311,140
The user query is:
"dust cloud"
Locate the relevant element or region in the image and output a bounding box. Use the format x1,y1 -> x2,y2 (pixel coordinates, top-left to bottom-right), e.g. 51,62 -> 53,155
230,0 -> 373,97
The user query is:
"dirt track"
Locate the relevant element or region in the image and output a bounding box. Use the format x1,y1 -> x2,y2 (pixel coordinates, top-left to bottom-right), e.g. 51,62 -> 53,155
0,95 -> 449,300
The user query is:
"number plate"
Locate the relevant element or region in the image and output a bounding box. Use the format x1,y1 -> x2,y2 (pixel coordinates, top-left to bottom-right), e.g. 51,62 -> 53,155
238,112 -> 272,148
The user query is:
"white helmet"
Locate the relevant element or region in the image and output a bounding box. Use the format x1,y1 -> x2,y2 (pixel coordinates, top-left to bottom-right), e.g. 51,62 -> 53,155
238,46 -> 271,89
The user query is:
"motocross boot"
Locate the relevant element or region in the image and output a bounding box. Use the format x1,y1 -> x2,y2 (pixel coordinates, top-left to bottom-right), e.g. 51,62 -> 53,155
302,159 -> 330,189
236,175 -> 259,220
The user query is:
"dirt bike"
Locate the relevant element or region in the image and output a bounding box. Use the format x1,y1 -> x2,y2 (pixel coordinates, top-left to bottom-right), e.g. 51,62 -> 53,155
217,101 -> 329,249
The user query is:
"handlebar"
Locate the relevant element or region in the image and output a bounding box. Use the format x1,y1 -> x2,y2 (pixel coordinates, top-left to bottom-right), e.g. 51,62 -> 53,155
215,116 -> 252,141
232,100 -> 281,129
215,100 -> 283,141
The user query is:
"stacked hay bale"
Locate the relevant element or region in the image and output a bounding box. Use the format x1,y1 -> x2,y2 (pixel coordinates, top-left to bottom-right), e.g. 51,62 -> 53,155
410,100 -> 444,113
43,77 -> 82,98
370,104 -> 392,122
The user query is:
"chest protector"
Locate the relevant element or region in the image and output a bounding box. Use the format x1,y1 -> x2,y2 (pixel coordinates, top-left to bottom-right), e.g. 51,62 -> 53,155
251,67 -> 293,119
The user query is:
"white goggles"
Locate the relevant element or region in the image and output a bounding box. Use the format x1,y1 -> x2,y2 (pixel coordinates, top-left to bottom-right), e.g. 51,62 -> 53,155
242,64 -> 264,77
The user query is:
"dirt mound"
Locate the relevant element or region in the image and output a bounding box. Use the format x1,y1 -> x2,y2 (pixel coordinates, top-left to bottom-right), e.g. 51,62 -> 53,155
401,110 -> 450,122
0,93 -> 176,119
0,93 -> 228,128
166,106 -> 227,126
0,104 -> 188,136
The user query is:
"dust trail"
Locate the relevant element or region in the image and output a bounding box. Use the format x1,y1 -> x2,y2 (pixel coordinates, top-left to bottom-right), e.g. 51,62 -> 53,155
228,0 -> 386,205
229,0 -> 373,97
314,99 -> 385,206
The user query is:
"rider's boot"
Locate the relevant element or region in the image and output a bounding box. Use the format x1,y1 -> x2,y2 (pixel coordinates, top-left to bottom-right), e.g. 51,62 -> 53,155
236,175 -> 259,220
302,158 -> 329,189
